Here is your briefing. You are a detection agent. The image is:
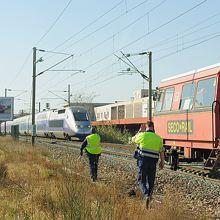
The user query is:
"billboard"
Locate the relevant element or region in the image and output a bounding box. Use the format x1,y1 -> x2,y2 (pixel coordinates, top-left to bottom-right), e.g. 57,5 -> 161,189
0,97 -> 14,121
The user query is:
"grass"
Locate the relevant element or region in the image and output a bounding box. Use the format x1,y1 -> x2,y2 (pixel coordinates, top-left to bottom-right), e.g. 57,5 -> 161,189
0,136 -> 206,219
96,126 -> 132,144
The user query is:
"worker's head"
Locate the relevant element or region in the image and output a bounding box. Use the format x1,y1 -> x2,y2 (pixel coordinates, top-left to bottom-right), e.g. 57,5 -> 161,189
139,124 -> 146,132
146,121 -> 154,132
92,127 -> 97,134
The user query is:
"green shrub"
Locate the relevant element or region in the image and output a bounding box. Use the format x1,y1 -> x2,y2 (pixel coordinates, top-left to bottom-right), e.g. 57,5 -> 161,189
96,126 -> 131,144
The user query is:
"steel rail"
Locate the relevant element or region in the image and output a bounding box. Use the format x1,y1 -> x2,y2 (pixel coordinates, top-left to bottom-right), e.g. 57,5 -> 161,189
18,136 -> 220,185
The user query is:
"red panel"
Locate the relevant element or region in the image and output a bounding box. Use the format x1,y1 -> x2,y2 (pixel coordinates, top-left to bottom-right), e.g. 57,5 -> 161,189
154,111 -> 213,149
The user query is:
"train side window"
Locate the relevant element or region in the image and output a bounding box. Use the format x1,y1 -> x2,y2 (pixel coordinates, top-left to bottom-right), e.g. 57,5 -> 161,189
155,90 -> 164,112
179,83 -> 195,110
162,88 -> 174,111
195,77 -> 216,108
58,109 -> 65,114
49,120 -> 64,127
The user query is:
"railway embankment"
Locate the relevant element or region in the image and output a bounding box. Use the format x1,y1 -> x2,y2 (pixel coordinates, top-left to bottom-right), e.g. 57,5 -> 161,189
43,138 -> 220,218
0,136 -> 219,219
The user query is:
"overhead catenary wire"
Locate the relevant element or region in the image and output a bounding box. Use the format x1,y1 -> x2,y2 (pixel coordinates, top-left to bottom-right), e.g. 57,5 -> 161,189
74,9 -> 220,66
6,0 -> 73,100
43,0 -> 151,61
45,0 -> 125,54
116,0 -> 208,54
39,0 -> 208,104
48,90 -> 68,102
154,32 -> 220,62
37,0 -> 164,91
75,30 -> 219,93
82,0 -> 208,72
35,0 -> 73,46
65,9 -> 220,90
140,11 -> 220,53
58,0 -> 151,53
22,3 -> 218,100
153,29 -> 220,53
37,59 -> 120,98
65,0 -> 167,62
36,55 -> 73,77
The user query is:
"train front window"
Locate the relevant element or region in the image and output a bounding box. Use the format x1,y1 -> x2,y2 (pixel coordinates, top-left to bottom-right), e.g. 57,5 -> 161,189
195,77 -> 216,108
179,83 -> 195,110
162,88 -> 174,111
73,112 -> 89,121
155,90 -> 164,112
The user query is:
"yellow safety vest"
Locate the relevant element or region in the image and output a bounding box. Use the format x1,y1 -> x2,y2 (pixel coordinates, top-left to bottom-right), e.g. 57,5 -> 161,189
86,134 -> 102,154
133,132 -> 163,159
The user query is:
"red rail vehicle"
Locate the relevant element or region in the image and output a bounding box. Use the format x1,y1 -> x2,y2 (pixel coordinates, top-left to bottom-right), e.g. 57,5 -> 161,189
93,63 -> 220,169
154,63 -> 219,163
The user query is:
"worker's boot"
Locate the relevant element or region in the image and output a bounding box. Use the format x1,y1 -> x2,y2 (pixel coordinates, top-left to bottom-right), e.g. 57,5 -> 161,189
92,174 -> 97,182
145,196 -> 151,209
128,189 -> 136,197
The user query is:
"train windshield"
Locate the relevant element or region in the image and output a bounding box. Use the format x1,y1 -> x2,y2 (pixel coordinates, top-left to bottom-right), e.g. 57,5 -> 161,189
155,90 -> 164,112
195,77 -> 216,108
72,111 -> 89,121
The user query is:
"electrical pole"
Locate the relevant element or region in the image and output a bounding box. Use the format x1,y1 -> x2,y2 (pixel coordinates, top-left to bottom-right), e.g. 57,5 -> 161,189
116,51 -> 153,121
68,84 -> 71,107
4,89 -> 7,135
148,51 -> 152,122
32,47 -> 37,146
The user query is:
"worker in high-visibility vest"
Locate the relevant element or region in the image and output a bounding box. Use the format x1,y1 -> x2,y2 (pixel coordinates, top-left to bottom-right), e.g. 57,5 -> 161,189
132,124 -> 147,178
132,121 -> 164,209
80,127 -> 102,182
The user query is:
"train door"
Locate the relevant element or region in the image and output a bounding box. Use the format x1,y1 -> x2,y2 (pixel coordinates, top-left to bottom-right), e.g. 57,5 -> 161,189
214,72 -> 220,144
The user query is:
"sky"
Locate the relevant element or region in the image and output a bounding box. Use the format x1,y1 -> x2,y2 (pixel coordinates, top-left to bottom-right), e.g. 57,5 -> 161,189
0,0 -> 220,114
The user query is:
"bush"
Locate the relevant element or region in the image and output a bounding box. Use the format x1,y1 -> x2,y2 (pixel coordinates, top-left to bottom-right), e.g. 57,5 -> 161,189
96,126 -> 131,144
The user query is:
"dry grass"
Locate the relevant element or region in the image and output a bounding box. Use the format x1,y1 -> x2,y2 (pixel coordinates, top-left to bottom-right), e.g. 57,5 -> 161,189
0,136 -> 205,219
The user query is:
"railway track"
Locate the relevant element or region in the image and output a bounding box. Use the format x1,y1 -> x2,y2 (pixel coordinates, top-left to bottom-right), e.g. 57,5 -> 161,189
18,136 -> 220,184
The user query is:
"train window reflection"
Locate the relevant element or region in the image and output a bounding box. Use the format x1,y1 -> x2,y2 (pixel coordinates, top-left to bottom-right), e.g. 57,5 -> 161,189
162,88 -> 174,111
179,83 -> 195,110
49,120 -> 63,128
195,77 -> 216,108
73,112 -> 89,121
155,90 -> 164,112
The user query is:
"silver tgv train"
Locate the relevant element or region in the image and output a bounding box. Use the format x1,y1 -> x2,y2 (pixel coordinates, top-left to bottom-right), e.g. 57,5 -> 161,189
1,106 -> 92,140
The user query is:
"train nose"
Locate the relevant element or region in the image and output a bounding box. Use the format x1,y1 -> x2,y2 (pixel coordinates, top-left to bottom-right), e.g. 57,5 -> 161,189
75,124 -> 92,134
75,124 -> 91,129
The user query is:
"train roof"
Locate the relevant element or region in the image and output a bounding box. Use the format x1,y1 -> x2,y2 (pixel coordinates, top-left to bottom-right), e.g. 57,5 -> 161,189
160,63 -> 220,87
70,106 -> 88,112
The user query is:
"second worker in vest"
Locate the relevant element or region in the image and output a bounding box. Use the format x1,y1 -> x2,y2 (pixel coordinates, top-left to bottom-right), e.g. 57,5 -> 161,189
80,127 -> 102,182
132,121 -> 165,209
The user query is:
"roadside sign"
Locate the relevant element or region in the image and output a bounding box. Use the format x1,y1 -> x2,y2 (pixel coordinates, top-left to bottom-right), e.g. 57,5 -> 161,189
0,97 -> 14,121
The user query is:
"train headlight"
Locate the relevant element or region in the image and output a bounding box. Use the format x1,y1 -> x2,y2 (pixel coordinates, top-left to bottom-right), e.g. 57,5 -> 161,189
75,125 -> 80,128
88,125 -> 91,128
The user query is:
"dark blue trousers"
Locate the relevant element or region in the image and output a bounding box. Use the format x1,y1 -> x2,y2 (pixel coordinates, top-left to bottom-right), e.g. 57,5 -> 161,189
87,152 -> 100,180
137,156 -> 157,198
